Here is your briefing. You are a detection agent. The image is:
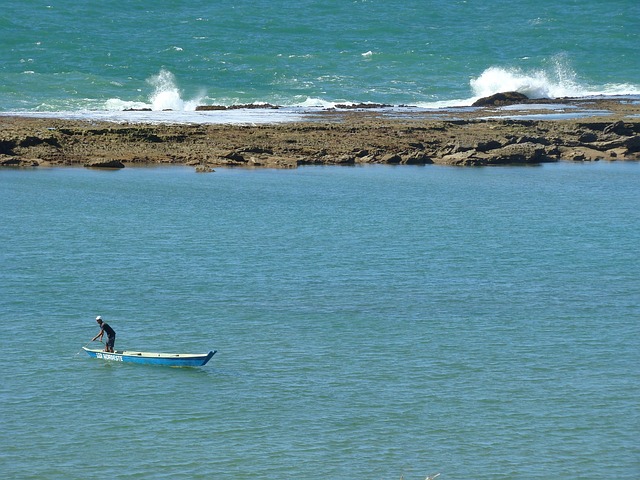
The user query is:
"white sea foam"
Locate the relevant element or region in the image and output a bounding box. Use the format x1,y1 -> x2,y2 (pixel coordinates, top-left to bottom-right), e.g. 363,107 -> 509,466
104,69 -> 203,112
411,58 -> 640,109
470,64 -> 584,99
23,62 -> 640,124
468,57 -> 640,102
297,97 -> 339,108
148,70 -> 202,111
9,108 -> 307,125
414,98 -> 475,109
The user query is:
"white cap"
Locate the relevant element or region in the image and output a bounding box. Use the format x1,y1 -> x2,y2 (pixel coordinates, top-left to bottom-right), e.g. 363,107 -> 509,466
96,316 -> 102,321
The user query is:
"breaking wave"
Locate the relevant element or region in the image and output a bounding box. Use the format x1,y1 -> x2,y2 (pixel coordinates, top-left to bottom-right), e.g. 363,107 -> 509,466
469,57 -> 640,102
105,69 -> 203,111
102,61 -> 640,114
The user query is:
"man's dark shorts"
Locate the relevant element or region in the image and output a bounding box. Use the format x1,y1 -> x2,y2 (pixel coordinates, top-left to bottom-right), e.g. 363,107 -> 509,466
106,335 -> 115,350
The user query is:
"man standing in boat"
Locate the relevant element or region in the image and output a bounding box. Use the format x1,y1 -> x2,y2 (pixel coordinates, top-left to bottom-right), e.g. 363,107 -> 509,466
92,316 -> 116,353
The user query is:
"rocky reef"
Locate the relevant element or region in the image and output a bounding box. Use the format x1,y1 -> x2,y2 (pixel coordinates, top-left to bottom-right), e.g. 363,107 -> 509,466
1,97 -> 639,169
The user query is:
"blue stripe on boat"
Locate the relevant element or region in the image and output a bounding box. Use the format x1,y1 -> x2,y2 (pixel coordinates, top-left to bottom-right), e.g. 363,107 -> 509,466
83,347 -> 216,367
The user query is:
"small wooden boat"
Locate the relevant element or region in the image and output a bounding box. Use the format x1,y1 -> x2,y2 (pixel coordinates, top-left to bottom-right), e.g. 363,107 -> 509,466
82,347 -> 216,367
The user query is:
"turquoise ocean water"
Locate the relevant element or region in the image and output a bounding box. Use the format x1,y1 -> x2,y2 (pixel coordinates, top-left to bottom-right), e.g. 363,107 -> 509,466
1,164 -> 639,479
1,0 -> 640,117
1,2 -> 640,479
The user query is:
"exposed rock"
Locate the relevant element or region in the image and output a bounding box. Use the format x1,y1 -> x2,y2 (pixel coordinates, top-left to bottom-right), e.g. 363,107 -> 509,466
223,151 -> 247,162
558,146 -> 617,161
355,154 -> 377,164
84,159 -> 125,168
603,121 -> 631,136
578,132 -> 599,143
623,136 -> 640,153
19,136 -> 60,148
486,142 -> 550,164
194,105 -> 228,111
1,155 -> 40,166
516,135 -> 550,146
381,153 -> 402,164
472,91 -> 530,107
334,154 -> 356,165
0,140 -> 17,155
334,103 -> 393,109
195,104 -> 279,111
475,139 -> 503,152
438,141 -> 474,156
592,135 -> 640,153
441,149 -> 478,164
402,151 -> 433,165
567,147 -> 606,161
607,148 -> 627,158
353,149 -> 370,158
2,97 -> 639,169
239,146 -> 274,155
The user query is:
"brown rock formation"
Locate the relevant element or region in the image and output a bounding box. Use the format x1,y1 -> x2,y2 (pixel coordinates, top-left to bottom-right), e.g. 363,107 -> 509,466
472,91 -> 530,107
1,97 -> 639,170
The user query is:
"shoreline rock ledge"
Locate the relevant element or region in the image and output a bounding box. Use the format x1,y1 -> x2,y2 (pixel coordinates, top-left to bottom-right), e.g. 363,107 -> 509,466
472,91 -> 531,107
84,159 -> 125,169
1,97 -> 639,168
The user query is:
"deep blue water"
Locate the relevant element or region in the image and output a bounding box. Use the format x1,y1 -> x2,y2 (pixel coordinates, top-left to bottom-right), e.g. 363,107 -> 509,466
1,163 -> 639,479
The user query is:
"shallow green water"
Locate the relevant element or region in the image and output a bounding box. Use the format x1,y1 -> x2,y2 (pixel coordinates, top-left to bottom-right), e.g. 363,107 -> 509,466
1,163 -> 639,479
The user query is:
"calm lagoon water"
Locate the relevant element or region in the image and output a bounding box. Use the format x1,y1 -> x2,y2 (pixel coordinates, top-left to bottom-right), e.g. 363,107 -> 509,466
1,163 -> 639,479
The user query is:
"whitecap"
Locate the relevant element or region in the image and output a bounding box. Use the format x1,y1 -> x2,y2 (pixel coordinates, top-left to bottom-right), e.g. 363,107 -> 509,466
146,69 -> 203,111
469,55 -> 640,101
297,97 -> 338,108
469,65 -> 583,99
104,98 -> 150,111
